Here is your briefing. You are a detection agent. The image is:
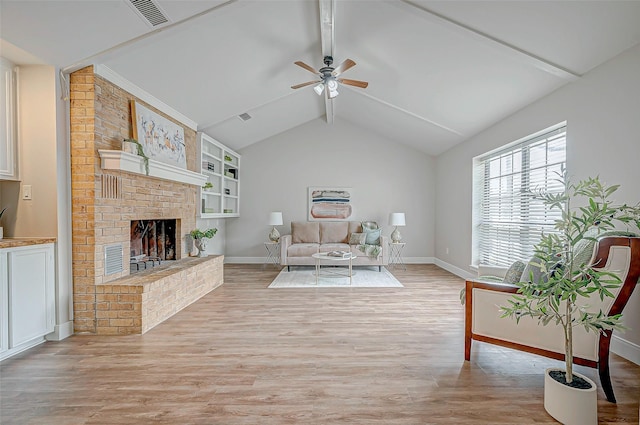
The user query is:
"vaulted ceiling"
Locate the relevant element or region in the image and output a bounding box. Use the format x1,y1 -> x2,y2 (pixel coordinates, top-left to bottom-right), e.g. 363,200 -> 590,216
2,0 -> 639,155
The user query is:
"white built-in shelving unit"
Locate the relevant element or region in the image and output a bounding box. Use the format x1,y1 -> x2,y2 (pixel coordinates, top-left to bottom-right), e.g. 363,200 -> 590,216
197,132 -> 240,218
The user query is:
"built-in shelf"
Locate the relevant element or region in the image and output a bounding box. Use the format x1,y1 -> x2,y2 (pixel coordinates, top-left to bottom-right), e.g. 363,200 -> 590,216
98,150 -> 207,186
197,133 -> 241,218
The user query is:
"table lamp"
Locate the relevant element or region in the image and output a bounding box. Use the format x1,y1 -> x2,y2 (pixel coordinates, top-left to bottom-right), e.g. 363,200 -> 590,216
268,212 -> 283,242
389,212 -> 405,243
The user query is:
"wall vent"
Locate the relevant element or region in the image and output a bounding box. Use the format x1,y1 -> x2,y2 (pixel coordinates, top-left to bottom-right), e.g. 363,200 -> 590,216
105,244 -> 124,275
128,0 -> 169,27
238,112 -> 252,122
101,174 -> 122,199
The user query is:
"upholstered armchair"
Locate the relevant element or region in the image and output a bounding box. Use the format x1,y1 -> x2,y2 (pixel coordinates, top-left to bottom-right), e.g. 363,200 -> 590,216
464,236 -> 640,403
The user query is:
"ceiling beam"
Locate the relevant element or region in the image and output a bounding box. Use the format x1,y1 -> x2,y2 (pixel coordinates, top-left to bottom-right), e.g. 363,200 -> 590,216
397,0 -> 580,81
319,0 -> 335,124
342,86 -> 463,137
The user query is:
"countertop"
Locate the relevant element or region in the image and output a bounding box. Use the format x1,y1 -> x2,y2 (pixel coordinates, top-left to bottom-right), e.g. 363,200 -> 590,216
0,238 -> 57,249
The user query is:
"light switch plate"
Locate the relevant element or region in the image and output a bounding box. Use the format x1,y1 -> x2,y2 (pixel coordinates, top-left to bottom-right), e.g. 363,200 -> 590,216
22,184 -> 32,200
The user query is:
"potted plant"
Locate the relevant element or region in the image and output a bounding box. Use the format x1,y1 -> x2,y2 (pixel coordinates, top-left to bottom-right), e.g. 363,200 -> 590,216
123,138 -> 150,175
0,207 -> 6,240
501,174 -> 640,425
189,228 -> 217,257
202,182 -> 214,192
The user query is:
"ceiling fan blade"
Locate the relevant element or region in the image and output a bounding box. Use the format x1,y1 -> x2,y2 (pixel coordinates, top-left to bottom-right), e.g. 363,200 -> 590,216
294,61 -> 318,75
291,80 -> 320,89
338,78 -> 369,89
332,59 -> 356,76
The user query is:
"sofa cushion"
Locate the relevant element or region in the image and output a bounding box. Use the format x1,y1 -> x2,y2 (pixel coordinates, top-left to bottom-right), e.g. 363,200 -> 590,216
292,222 -> 320,244
320,243 -> 350,252
320,222 -> 349,243
349,232 -> 366,245
348,221 -> 362,234
288,243 -> 319,257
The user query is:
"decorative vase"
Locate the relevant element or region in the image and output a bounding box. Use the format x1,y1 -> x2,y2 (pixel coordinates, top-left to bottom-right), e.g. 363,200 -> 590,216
0,227 -> 3,240
194,238 -> 208,257
544,368 -> 597,425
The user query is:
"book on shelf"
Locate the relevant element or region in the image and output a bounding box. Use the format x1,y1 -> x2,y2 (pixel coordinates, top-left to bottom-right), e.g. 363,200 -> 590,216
327,250 -> 351,258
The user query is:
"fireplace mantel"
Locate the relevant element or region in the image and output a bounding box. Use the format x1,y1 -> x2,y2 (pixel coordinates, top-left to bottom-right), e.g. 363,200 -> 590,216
98,150 -> 207,186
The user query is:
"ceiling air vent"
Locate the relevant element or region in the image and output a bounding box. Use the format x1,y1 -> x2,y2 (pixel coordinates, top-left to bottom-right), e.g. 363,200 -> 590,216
128,0 -> 169,27
238,113 -> 252,122
105,244 -> 124,275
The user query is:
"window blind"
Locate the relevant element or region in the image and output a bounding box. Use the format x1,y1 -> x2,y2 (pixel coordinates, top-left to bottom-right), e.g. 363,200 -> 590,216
473,124 -> 566,267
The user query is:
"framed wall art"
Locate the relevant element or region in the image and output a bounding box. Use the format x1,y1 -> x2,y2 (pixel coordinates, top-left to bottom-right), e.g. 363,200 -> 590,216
131,100 -> 186,169
308,187 -> 353,221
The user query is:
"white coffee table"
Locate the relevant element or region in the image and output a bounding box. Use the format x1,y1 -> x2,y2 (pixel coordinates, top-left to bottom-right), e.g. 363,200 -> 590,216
311,252 -> 356,285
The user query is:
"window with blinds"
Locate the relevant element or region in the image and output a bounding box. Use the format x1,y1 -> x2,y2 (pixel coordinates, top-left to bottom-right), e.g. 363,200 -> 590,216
472,123 -> 567,267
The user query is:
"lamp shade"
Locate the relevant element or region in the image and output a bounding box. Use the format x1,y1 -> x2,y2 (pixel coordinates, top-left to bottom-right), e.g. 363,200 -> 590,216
268,212 -> 283,226
389,213 -> 406,226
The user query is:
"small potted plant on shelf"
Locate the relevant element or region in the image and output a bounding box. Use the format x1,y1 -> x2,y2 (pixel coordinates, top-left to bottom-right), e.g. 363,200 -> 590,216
123,138 -> 150,175
224,154 -> 232,162
500,173 -> 640,425
189,228 -> 217,257
202,182 -> 214,192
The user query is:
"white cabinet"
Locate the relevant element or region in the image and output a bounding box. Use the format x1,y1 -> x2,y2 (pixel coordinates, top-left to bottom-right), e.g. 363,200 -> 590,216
197,133 -> 241,218
0,243 -> 55,360
0,57 -> 19,181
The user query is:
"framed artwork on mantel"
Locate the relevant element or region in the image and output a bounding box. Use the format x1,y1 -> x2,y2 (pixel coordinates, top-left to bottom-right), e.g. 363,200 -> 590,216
131,100 -> 186,169
308,187 -> 353,221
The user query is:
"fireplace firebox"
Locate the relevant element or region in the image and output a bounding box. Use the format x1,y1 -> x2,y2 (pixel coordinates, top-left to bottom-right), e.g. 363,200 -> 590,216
130,220 -> 177,271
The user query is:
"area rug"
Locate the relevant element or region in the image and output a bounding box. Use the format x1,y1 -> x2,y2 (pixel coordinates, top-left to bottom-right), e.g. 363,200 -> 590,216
268,266 -> 403,288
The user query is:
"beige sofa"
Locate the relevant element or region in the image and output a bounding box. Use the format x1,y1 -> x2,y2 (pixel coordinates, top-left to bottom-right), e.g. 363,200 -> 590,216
280,221 -> 389,271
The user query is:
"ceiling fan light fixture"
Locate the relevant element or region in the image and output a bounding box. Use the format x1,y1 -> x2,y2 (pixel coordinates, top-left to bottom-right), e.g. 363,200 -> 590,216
313,83 -> 325,95
326,78 -> 339,98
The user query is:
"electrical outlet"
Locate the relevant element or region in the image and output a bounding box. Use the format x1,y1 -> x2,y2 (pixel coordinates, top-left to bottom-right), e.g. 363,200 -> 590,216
22,185 -> 32,200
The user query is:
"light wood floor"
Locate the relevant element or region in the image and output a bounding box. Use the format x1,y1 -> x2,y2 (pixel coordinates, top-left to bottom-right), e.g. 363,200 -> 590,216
1,264 -> 638,424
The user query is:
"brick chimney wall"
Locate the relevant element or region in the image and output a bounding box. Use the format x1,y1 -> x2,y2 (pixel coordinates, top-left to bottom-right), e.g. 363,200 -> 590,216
70,66 -> 198,333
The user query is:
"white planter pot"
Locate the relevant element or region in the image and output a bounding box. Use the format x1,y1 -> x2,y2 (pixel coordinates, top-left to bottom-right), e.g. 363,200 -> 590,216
0,226 -> 3,239
544,367 -> 597,425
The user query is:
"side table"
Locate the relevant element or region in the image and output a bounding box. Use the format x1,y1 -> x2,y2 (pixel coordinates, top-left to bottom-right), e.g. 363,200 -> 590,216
388,242 -> 406,270
264,241 -> 281,268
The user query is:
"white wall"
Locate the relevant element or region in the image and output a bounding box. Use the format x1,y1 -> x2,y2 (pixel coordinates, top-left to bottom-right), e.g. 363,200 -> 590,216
225,117 -> 436,262
435,44 -> 640,362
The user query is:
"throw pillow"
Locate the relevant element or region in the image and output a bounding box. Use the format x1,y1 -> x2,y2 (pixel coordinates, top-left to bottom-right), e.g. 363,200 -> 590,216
349,232 -> 366,245
502,260 -> 525,284
363,228 -> 382,245
361,221 -> 379,231
521,257 -> 548,284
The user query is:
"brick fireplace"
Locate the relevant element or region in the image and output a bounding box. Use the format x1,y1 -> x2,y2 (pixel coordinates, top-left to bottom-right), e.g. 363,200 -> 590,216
69,66 -> 221,335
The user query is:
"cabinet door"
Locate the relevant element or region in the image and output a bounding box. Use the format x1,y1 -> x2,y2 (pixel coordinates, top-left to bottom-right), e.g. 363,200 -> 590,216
0,252 -> 8,354
0,58 -> 18,180
8,244 -> 55,347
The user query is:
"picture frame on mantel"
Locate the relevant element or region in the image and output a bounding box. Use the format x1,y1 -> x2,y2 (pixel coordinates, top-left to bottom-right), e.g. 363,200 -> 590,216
131,100 -> 187,169
308,187 -> 354,221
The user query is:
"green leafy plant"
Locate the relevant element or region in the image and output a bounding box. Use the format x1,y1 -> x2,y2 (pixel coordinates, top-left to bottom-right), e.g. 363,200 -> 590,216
124,138 -> 150,175
189,228 -> 217,240
224,155 -> 232,162
203,182 -> 214,191
500,173 -> 640,384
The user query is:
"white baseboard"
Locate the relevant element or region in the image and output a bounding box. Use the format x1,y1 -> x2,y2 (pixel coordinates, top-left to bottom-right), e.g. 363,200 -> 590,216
611,335 -> 640,366
46,321 -> 74,341
433,258 -> 475,280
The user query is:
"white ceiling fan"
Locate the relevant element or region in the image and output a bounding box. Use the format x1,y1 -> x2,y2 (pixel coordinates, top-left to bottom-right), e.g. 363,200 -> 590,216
291,55 -> 368,99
